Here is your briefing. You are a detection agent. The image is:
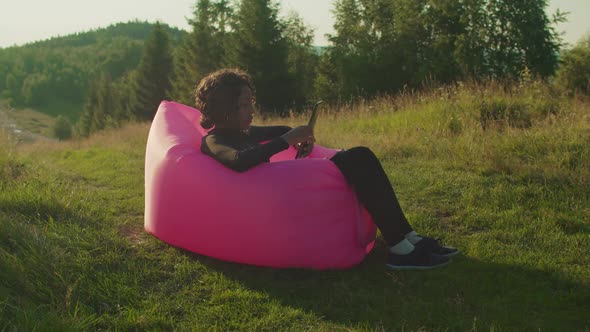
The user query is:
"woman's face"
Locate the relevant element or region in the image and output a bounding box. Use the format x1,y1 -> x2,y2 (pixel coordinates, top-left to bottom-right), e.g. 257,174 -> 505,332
227,85 -> 255,131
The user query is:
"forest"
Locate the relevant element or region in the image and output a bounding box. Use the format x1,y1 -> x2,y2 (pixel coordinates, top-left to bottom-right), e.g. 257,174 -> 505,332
0,0 -> 588,138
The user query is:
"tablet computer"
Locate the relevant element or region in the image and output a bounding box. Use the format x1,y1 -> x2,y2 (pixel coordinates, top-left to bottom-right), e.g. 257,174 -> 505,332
295,100 -> 323,159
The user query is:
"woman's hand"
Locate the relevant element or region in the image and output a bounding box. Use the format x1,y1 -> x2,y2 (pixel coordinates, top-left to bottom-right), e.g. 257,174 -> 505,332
281,125 -> 314,145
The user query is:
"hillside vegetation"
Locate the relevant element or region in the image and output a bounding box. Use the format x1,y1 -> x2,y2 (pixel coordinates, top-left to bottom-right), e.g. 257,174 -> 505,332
2,0 -> 572,140
0,21 -> 185,120
1,81 -> 588,330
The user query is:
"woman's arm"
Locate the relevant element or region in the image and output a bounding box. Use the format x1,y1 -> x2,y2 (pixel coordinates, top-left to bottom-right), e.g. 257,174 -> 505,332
249,126 -> 292,142
201,134 -> 289,172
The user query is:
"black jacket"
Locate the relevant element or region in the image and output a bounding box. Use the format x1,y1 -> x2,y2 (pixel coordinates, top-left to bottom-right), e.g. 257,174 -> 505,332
201,126 -> 292,172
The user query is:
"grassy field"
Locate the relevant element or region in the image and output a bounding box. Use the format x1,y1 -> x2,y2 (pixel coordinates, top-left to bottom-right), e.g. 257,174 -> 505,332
1,81 -> 589,330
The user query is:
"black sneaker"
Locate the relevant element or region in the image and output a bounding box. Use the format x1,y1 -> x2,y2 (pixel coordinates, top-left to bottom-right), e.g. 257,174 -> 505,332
415,236 -> 459,257
386,246 -> 451,270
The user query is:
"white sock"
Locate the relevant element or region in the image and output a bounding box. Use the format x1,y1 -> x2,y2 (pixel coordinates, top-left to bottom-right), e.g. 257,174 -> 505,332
389,239 -> 415,255
405,231 -> 423,244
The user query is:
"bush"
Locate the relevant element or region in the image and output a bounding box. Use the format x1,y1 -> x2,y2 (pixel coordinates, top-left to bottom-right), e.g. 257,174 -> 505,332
556,34 -> 590,95
53,115 -> 72,140
478,98 -> 531,130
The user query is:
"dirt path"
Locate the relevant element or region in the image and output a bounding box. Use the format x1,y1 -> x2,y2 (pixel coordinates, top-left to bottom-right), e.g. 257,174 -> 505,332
0,105 -> 57,143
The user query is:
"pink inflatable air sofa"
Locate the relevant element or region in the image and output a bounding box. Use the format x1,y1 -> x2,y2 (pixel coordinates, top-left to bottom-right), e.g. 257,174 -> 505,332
144,101 -> 376,269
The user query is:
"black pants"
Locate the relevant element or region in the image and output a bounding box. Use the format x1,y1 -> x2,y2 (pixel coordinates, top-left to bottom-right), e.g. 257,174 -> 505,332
330,147 -> 413,245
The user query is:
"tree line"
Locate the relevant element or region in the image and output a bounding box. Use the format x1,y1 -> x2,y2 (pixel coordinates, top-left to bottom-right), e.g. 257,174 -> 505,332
0,21 -> 185,121
2,0 -> 588,139
79,0 -> 319,137
318,0 -> 565,100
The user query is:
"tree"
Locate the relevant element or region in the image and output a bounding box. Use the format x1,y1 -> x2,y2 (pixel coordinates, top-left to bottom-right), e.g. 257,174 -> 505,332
129,22 -> 174,120
77,79 -> 100,137
556,34 -> 590,95
451,0 -> 489,78
322,0 -> 420,97
2,73 -> 18,103
313,52 -> 341,103
77,73 -> 122,137
170,0 -> 234,105
481,0 -> 564,78
421,0 -> 468,82
320,0 -> 565,102
324,0 -> 375,98
229,0 -> 291,114
283,12 -> 319,109
93,74 -> 118,131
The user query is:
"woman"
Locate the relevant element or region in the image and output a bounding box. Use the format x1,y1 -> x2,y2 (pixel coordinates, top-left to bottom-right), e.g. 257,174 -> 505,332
197,68 -> 458,270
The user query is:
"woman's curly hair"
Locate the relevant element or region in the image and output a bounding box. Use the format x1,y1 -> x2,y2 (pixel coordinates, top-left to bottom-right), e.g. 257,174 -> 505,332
194,68 -> 255,129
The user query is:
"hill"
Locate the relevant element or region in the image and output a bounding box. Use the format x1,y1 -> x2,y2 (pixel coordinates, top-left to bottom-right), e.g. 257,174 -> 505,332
1,82 -> 589,330
0,21 -> 187,120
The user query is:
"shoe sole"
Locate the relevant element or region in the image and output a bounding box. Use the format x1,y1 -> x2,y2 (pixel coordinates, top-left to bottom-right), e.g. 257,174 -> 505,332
436,250 -> 460,258
385,259 -> 451,270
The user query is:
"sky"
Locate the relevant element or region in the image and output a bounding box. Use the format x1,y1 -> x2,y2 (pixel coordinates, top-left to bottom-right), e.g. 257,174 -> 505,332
0,0 -> 588,49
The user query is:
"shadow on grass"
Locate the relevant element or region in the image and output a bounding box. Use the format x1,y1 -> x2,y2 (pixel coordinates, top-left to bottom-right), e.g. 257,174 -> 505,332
188,242 -> 589,330
0,200 -> 99,228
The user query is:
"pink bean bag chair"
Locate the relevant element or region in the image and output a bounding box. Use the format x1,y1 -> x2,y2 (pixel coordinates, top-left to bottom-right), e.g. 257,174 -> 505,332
144,101 -> 376,269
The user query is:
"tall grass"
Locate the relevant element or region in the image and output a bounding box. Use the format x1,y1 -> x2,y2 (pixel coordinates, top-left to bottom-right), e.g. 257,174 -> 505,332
270,79 -> 589,188
1,80 -> 589,330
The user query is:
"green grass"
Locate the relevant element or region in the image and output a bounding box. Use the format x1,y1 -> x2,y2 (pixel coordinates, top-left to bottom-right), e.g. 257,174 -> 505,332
1,81 -> 589,330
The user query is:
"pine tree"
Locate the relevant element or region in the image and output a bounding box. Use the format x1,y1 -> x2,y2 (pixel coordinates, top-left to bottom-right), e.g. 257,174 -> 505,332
77,73 -> 122,136
229,0 -> 291,114
130,22 -> 174,120
77,80 -> 99,137
93,73 -> 117,131
170,0 -> 233,105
